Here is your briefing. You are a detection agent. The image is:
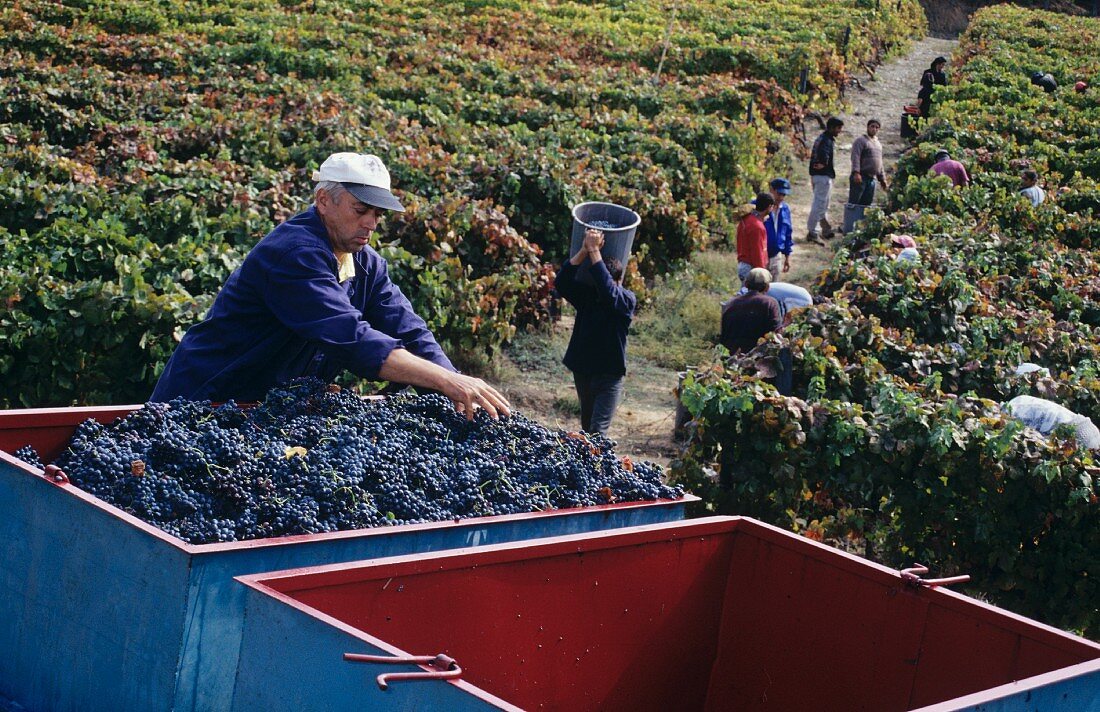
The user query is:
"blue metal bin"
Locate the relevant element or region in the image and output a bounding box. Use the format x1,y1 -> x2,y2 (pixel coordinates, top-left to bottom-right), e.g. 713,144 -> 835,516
0,405 -> 689,712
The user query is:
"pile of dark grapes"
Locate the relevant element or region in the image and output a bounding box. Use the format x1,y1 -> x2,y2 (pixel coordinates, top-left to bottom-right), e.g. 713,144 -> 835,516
15,379 -> 681,544
586,220 -> 621,230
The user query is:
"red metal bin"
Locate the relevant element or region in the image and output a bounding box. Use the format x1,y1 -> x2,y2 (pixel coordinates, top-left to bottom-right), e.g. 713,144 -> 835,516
0,405 -> 690,712
234,517 -> 1100,711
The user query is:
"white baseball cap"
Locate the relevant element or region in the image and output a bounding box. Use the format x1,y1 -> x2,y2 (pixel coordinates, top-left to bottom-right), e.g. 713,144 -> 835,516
312,152 -> 405,212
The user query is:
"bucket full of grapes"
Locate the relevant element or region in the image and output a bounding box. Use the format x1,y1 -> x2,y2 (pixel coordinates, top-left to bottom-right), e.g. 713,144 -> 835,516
569,201 -> 641,285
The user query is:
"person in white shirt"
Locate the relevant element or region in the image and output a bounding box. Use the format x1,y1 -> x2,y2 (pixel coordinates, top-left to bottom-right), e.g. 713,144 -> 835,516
765,282 -> 813,318
1019,169 -> 1046,207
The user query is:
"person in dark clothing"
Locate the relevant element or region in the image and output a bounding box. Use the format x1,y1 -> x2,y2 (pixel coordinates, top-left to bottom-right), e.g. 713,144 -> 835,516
719,268 -> 782,354
1031,71 -> 1058,94
152,152 -> 510,419
918,56 -> 947,118
807,117 -> 844,244
555,228 -> 637,436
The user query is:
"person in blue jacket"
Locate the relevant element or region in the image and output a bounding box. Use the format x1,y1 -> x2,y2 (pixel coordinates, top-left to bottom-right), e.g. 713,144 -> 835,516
152,152 -> 510,419
764,177 -> 794,280
554,228 -> 636,436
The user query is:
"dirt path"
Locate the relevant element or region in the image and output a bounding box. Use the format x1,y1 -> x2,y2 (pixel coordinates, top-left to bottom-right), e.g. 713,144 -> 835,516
784,36 -> 959,256
499,36 -> 959,467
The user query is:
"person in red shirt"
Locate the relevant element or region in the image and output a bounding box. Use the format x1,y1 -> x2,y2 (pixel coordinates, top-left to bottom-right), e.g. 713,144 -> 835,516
737,192 -> 774,286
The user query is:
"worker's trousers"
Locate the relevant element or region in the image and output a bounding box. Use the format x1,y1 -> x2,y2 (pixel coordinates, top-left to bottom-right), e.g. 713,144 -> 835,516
573,373 -> 625,437
807,175 -> 833,236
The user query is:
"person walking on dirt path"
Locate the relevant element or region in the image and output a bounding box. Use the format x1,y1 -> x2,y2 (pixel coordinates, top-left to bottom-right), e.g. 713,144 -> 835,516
720,268 -> 782,354
738,192 -> 774,286
763,178 -> 793,280
918,56 -> 947,118
807,117 -> 843,245
849,119 -> 888,207
930,149 -> 970,188
1019,169 -> 1046,206
555,228 -> 636,437
152,152 -> 511,420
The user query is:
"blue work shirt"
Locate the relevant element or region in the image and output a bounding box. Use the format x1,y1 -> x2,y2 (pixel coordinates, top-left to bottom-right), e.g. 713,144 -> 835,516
555,260 -> 636,377
765,202 -> 793,257
151,206 -> 454,402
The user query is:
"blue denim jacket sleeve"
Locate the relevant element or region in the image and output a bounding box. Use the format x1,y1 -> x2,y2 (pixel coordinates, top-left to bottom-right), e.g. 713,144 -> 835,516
262,244 -> 404,379
356,250 -> 455,372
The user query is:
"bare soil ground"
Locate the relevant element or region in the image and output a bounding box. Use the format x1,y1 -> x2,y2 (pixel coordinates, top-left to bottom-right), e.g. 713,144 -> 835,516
493,36 -> 959,467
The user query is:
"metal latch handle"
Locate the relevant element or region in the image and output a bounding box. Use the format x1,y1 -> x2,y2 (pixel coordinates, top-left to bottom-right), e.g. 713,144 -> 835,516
344,652 -> 462,690
44,465 -> 69,485
900,564 -> 970,588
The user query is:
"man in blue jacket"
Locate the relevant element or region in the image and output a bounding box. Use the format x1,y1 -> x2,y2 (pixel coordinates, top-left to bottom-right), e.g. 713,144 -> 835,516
555,228 -> 636,436
764,177 -> 794,280
152,152 -> 510,419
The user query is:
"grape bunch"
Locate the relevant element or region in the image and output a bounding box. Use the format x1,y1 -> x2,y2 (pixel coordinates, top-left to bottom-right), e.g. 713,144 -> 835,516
15,379 -> 682,544
586,220 -> 621,230
13,445 -> 43,470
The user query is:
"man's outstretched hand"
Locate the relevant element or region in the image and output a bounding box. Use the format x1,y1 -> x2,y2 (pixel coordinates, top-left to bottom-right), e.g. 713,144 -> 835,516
378,347 -> 511,420
439,372 -> 512,421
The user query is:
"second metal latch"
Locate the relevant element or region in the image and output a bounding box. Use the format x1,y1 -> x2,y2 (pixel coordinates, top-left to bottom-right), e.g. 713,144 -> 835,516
900,564 -> 970,588
344,651 -> 463,690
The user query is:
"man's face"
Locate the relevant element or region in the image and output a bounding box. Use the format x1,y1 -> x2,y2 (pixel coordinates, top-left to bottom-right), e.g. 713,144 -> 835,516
770,189 -> 786,204
316,189 -> 385,255
829,124 -> 844,137
867,122 -> 880,138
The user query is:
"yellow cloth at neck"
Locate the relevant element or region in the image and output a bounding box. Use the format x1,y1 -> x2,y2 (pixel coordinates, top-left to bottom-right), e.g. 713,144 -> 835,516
336,253 -> 355,283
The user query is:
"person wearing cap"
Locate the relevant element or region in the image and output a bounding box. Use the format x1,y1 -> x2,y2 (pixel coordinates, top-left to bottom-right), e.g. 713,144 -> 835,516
555,228 -> 636,437
152,152 -> 511,419
849,119 -> 888,207
737,192 -> 773,287
1075,80 -> 1089,94
890,234 -> 920,262
1030,71 -> 1058,94
930,150 -> 969,188
807,117 -> 843,244
719,268 -> 782,354
918,56 -> 947,118
1019,169 -> 1046,207
764,178 -> 794,280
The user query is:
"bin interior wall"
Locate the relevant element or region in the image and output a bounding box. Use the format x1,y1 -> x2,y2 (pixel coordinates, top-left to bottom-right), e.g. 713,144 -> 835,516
273,529 -> 738,712
264,518 -> 1100,712
0,454 -> 190,712
0,406 -> 137,462
708,521 -> 1099,711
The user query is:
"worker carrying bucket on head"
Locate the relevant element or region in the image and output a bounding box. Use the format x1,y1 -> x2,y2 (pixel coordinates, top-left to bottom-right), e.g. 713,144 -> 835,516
556,202 -> 642,437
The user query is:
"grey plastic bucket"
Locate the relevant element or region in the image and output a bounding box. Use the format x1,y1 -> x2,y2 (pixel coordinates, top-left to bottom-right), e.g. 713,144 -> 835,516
569,202 -> 641,284
843,202 -> 867,234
